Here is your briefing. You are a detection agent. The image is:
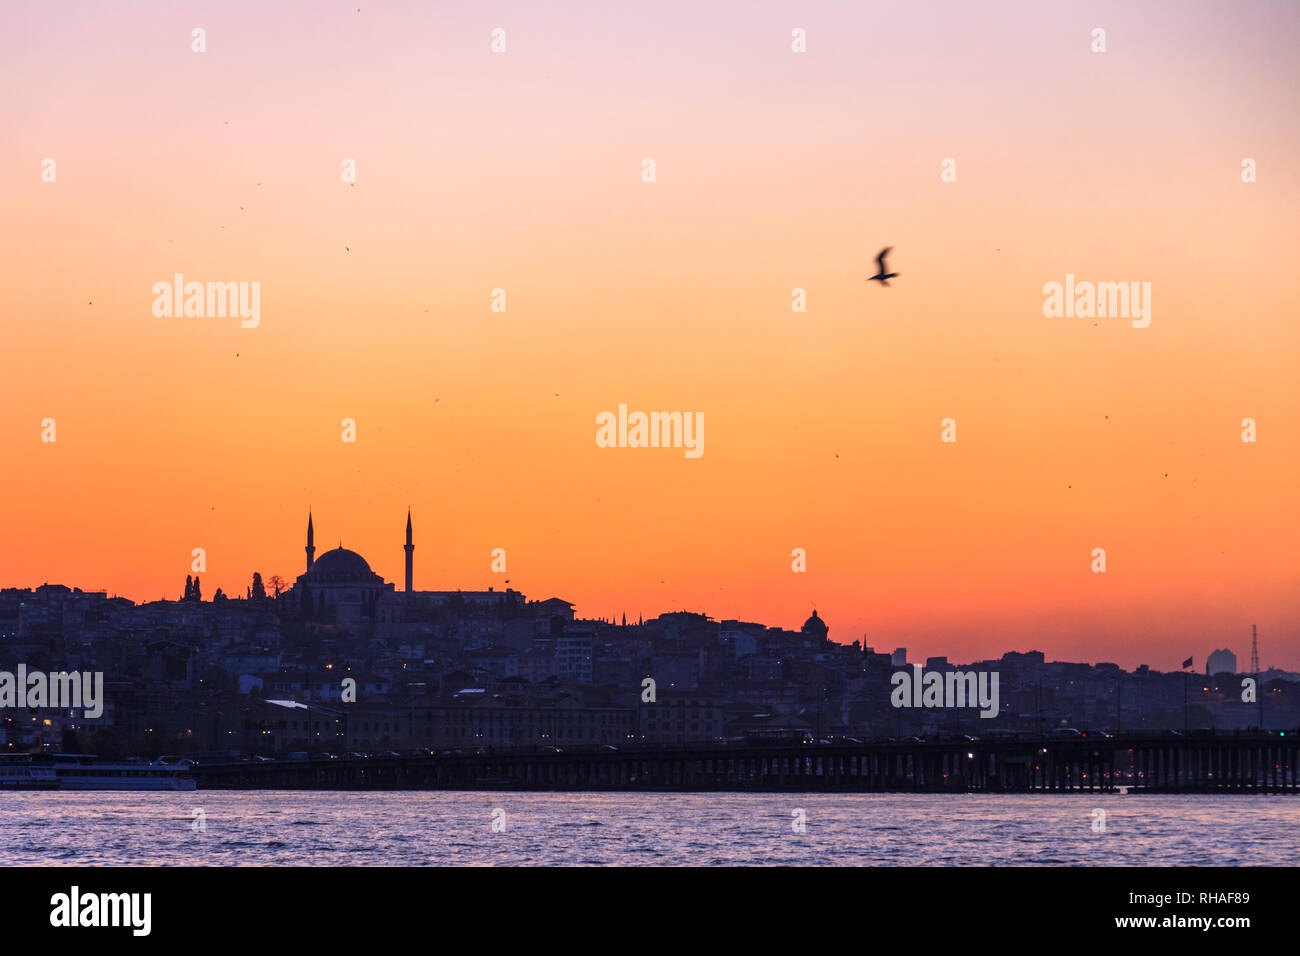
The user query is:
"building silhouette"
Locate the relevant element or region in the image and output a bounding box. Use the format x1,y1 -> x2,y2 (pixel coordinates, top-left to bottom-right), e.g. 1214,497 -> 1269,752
1207,648 -> 1237,675
286,512 -> 521,629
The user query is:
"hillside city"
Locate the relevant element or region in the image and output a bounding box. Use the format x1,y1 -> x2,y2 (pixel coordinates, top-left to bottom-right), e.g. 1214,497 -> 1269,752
3,548 -> 1294,759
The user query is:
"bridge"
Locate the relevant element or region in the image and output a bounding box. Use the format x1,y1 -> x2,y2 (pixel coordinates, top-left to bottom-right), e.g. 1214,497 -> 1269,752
190,732 -> 1298,793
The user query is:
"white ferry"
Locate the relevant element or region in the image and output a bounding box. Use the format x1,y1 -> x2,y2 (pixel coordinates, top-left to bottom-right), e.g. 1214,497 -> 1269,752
0,754 -> 197,791
0,764 -> 59,790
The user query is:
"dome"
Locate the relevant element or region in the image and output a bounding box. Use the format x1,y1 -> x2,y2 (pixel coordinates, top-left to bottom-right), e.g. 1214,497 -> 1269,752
801,609 -> 828,639
305,547 -> 381,583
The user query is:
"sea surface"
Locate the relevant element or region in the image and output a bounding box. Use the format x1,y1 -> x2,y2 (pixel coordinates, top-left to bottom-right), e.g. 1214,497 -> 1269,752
1,792 -> 1294,866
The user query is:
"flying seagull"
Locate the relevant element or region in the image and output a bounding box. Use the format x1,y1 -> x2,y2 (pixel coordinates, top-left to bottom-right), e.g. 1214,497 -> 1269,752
868,247 -> 898,286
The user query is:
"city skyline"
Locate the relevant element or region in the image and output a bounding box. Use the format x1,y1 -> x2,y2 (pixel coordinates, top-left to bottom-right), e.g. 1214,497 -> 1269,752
3,505 -> 1288,677
8,572 -> 1289,681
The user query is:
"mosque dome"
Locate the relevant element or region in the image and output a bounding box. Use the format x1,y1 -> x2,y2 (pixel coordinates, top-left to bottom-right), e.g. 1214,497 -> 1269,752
801,609 -> 829,640
304,547 -> 381,583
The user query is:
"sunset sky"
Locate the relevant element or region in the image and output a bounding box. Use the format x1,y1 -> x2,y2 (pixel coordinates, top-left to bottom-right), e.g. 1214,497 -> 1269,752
2,0 -> 1297,670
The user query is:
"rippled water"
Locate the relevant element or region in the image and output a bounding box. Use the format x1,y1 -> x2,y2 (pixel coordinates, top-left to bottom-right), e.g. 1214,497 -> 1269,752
1,792 -> 1294,865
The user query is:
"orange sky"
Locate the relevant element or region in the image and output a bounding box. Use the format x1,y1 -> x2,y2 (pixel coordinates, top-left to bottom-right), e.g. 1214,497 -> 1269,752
1,1 -> 1297,669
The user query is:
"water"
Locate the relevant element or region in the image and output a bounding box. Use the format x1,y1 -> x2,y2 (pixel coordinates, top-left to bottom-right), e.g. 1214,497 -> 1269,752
1,792 -> 1294,865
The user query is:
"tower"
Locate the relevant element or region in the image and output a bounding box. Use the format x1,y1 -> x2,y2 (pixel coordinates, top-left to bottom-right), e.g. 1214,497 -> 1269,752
305,511 -> 316,572
404,509 -> 414,592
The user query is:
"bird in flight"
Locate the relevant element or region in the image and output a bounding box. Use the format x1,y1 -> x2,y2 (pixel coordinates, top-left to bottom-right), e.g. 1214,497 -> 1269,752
868,247 -> 898,286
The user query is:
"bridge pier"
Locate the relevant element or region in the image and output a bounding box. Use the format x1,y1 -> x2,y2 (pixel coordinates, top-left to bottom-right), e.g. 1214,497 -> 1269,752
188,734 -> 1296,794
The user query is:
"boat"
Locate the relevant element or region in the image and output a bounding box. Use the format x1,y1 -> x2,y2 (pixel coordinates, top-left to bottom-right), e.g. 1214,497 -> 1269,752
0,765 -> 59,790
0,753 -> 197,791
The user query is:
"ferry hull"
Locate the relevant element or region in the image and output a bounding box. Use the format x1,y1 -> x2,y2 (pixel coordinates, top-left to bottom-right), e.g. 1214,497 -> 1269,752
0,758 -> 197,791
53,776 -> 197,791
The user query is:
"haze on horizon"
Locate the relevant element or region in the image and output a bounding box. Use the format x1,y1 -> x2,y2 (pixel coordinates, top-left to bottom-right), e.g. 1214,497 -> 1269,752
1,1 -> 1297,671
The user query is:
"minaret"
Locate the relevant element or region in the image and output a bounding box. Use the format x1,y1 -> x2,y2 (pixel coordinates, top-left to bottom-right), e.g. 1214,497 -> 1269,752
404,509 -> 414,592
306,511 -> 316,572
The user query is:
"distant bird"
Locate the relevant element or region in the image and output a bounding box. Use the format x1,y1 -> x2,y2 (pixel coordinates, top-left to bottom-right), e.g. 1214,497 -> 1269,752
867,247 -> 898,286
